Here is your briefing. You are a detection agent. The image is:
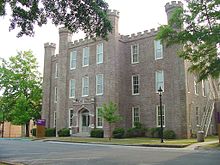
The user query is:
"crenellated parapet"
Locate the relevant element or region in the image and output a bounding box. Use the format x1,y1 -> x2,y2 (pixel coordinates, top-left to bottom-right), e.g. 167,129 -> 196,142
165,1 -> 183,12
107,9 -> 120,17
44,42 -> 56,48
120,27 -> 159,42
69,37 -> 100,47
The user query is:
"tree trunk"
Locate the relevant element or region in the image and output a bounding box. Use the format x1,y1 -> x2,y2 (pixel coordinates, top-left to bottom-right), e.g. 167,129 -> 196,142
109,123 -> 112,141
25,122 -> 30,137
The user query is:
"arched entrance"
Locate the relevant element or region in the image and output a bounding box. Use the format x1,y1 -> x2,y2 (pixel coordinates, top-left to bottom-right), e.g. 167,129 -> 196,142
80,109 -> 90,132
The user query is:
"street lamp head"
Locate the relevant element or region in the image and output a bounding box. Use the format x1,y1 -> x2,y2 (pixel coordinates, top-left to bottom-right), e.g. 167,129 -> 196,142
158,86 -> 163,94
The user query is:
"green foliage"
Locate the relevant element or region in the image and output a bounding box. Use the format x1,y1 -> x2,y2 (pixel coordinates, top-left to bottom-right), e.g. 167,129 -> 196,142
113,128 -> 125,139
31,128 -> 36,137
157,0 -> 220,81
0,51 -> 42,136
90,128 -> 104,138
45,128 -> 56,137
99,101 -> 122,140
149,128 -> 161,138
0,0 -> 112,39
58,128 -> 70,137
163,130 -> 176,139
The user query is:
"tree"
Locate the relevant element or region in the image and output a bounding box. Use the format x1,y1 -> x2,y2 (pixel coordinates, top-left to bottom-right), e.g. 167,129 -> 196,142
0,51 -> 42,137
99,101 -> 122,141
157,0 -> 220,82
0,0 -> 112,39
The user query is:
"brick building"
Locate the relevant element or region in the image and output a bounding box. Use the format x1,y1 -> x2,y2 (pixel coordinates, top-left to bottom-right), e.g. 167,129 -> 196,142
42,1 -> 219,138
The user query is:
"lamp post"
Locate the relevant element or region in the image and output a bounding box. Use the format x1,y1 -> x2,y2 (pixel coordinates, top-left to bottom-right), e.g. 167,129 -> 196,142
158,86 -> 164,143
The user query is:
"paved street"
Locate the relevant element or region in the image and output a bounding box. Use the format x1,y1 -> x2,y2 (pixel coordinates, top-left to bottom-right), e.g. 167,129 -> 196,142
0,139 -> 220,165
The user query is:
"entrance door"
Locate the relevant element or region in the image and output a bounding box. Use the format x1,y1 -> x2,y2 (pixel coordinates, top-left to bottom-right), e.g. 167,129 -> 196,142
81,110 -> 90,132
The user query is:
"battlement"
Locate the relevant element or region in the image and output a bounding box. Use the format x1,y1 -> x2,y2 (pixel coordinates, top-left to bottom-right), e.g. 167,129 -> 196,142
107,9 -> 120,17
59,27 -> 72,34
120,28 -> 159,42
44,42 -> 56,48
165,1 -> 183,12
69,37 -> 97,47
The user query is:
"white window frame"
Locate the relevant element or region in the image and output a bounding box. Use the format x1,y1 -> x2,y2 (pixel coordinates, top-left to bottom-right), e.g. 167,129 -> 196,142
96,43 -> 103,64
54,87 -> 58,103
54,111 -> 56,128
69,79 -> 75,98
69,109 -> 74,128
55,63 -> 58,78
82,76 -> 89,97
156,105 -> 165,127
132,106 -> 140,127
70,50 -> 77,69
194,76 -> 199,95
154,40 -> 163,60
132,75 -> 140,95
96,107 -> 103,128
82,47 -> 89,67
131,44 -> 139,64
96,74 -> 104,95
155,70 -> 164,92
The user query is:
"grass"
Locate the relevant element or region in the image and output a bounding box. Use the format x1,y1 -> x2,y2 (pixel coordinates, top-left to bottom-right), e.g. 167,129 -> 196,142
200,142 -> 220,150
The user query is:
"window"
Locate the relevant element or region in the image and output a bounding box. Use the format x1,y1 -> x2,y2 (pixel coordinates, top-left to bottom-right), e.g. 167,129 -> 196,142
96,43 -> 103,64
69,79 -> 75,98
82,47 -> 89,67
54,111 -> 56,128
131,44 -> 139,64
96,74 -> 104,95
202,80 -> 209,97
195,107 -> 200,125
156,105 -> 165,127
194,76 -> 199,95
132,75 -> 139,95
55,63 -> 58,78
155,70 -> 164,92
132,107 -> 140,127
69,109 -> 74,127
154,40 -> 163,60
82,76 -> 89,96
96,107 -> 103,128
54,87 -> 58,103
70,51 -> 77,69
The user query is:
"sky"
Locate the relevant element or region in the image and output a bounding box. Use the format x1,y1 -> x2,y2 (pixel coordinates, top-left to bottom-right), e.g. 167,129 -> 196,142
0,0 -> 183,73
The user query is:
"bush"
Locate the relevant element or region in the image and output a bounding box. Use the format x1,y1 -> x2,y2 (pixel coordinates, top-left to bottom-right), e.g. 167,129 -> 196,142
45,128 -> 56,137
31,128 -> 36,136
163,130 -> 176,139
90,128 -> 104,138
126,127 -> 147,137
149,128 -> 161,138
58,128 -> 70,137
113,128 -> 125,138
134,122 -> 142,129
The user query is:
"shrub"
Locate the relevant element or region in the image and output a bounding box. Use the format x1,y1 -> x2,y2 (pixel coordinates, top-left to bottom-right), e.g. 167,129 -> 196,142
90,128 -> 104,138
113,128 -> 125,138
126,127 -> 147,137
58,128 -> 70,137
45,128 -> 56,137
149,128 -> 161,138
163,130 -> 176,139
31,128 -> 36,136
134,122 -> 142,129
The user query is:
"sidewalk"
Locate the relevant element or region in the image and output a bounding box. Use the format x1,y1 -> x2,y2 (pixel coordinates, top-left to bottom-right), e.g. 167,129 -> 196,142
185,140 -> 219,150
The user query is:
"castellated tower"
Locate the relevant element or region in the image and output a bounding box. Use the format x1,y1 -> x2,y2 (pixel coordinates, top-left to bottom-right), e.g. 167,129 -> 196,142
56,28 -> 73,132
107,9 -> 119,36
42,43 -> 56,128
165,1 -> 183,23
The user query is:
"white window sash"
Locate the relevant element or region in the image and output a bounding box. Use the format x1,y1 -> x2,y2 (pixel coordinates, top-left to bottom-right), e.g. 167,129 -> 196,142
132,107 -> 140,127
55,63 -> 58,78
132,75 -> 140,95
70,51 -> 77,69
54,87 -> 57,103
82,77 -> 89,96
156,105 -> 165,127
69,79 -> 75,98
96,107 -> 103,128
83,47 -> 89,67
69,109 -> 74,128
155,70 -> 164,92
96,43 -> 103,64
96,74 -> 103,95
131,44 -> 139,64
154,40 -> 163,60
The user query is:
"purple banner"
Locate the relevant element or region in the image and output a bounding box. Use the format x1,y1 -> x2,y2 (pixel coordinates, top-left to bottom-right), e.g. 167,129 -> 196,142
217,112 -> 220,123
36,119 -> 46,126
